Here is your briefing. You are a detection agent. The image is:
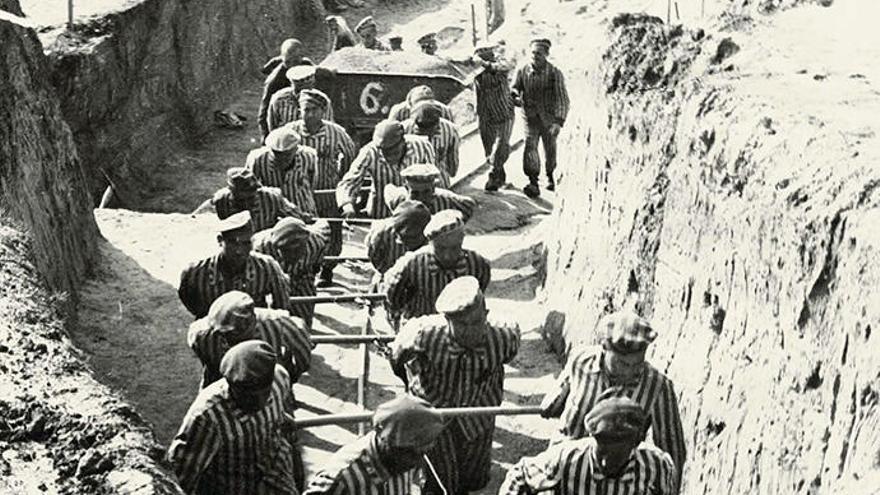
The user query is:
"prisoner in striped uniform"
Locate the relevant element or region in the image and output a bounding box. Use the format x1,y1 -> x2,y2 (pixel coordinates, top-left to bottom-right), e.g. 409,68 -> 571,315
540,312 -> 686,490
337,120 -> 440,219
267,65 -> 334,133
365,200 -> 432,278
511,37 -> 570,198
211,167 -> 308,232
287,89 -> 357,285
252,217 -> 328,328
384,210 -> 490,325
178,212 -> 291,318
259,38 -> 314,140
303,395 -> 446,495
168,341 -> 303,494
390,277 -> 521,495
187,291 -> 313,388
473,41 -> 515,191
402,101 -> 461,178
388,85 -> 455,122
501,396 -> 677,495
384,163 -> 476,221
247,127 -> 319,216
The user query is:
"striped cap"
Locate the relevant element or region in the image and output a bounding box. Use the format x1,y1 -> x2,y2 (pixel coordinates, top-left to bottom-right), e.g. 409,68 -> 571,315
298,88 -> 328,109
600,311 -> 657,354
355,15 -> 376,33
412,101 -> 442,127
373,395 -> 444,448
271,217 -> 310,248
583,396 -> 647,439
226,167 -> 259,191
220,340 -> 277,388
424,209 -> 465,241
207,291 -> 255,331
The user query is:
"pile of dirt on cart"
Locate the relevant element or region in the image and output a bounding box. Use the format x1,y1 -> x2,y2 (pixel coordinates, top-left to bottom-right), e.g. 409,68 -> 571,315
321,46 -> 467,77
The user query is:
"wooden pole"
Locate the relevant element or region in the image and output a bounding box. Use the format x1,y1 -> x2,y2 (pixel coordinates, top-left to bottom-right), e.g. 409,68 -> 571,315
289,293 -> 387,305
322,256 -> 370,263
666,0 -> 671,24
68,0 -> 74,30
485,0 -> 491,38
318,218 -> 375,225
674,1 -> 680,21
293,405 -> 544,428
312,334 -> 395,345
471,3 -> 477,46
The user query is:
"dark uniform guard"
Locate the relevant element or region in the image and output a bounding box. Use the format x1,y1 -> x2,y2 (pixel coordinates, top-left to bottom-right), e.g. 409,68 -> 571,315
540,311 -> 687,490
187,291 -> 313,389
390,276 -> 521,495
287,89 -> 357,286
389,34 -> 404,51
355,16 -> 388,51
247,127 -> 320,216
178,212 -> 291,318
259,38 -> 314,141
384,210 -> 491,325
303,395 -> 446,495
337,120 -> 438,219
383,163 -> 476,221
417,32 -> 438,55
365,200 -> 432,280
511,37 -> 570,198
168,341 -> 304,494
210,167 -> 307,232
267,65 -> 334,133
388,85 -> 455,123
472,41 -> 515,191
402,101 -> 461,179
252,217 -> 329,328
501,396 -> 677,495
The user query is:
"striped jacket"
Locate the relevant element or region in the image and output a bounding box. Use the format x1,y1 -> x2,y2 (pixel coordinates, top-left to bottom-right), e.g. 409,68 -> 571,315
336,136 -> 440,219
302,432 -> 417,495
500,438 -> 676,495
267,87 -> 335,132
286,120 -> 357,216
247,145 -> 319,216
390,314 -> 520,439
388,100 -> 454,123
252,226 -> 328,326
402,117 -> 461,178
187,308 -> 314,388
544,346 -> 686,488
384,246 -> 491,321
212,186 -> 305,233
512,61 -> 570,125
168,365 -> 300,495
474,58 -> 515,124
364,218 -> 423,275
178,253 -> 291,319
384,186 -> 477,221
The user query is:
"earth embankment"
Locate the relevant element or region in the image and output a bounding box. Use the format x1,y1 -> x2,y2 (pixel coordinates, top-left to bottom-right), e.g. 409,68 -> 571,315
534,1 -> 880,492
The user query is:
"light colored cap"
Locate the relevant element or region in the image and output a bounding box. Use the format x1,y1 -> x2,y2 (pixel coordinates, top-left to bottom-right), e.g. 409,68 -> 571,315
218,211 -> 253,235
372,395 -> 445,448
265,127 -> 300,152
600,311 -> 657,354
286,64 -> 317,82
435,276 -> 483,314
355,15 -> 376,33
407,85 -> 435,105
424,209 -> 465,241
401,163 -> 440,184
207,291 -> 255,331
474,40 -> 497,54
298,88 -> 328,109
220,340 -> 277,388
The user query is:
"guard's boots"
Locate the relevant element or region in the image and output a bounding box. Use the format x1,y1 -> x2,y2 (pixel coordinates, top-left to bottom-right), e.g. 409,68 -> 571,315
523,180 -> 540,199
546,176 -> 556,191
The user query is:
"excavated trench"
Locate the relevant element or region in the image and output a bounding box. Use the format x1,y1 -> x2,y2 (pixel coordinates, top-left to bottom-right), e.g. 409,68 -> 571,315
3,0 -> 879,493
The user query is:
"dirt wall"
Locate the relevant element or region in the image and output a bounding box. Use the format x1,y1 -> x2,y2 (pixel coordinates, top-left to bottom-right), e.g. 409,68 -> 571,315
537,4 -> 880,494
40,0 -> 328,205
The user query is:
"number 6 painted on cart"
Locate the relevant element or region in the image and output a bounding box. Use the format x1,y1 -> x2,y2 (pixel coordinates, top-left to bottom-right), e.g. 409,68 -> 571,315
359,82 -> 385,115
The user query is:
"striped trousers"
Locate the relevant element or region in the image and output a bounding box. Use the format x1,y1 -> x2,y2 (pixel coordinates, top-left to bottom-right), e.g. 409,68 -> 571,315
479,117 -> 513,183
523,115 -> 557,184
421,423 -> 493,495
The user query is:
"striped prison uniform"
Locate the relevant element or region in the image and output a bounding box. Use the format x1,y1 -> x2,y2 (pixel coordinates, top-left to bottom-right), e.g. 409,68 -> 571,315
211,186 -> 305,233
383,245 -> 491,323
302,431 -> 418,495
543,346 -> 687,490
168,365 -> 302,495
390,314 -> 521,494
287,119 -> 357,269
252,225 -> 328,328
178,253 -> 291,319
500,438 -> 676,495
247,145 -> 319,216
388,100 -> 454,123
474,57 -> 515,183
336,136 -> 440,219
402,117 -> 461,178
267,87 -> 335,133
187,308 -> 314,388
511,61 -> 570,182
384,185 -> 477,222
364,218 -> 412,276
259,58 -> 315,139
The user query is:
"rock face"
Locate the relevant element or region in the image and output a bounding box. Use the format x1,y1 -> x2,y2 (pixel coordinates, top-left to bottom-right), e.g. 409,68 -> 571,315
539,8 -> 880,495
0,2 -> 98,293
42,0 -> 328,204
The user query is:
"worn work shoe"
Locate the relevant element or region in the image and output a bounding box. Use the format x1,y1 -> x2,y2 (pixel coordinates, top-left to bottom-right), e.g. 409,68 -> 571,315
523,183 -> 540,198
546,179 -> 556,191
485,178 -> 501,192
